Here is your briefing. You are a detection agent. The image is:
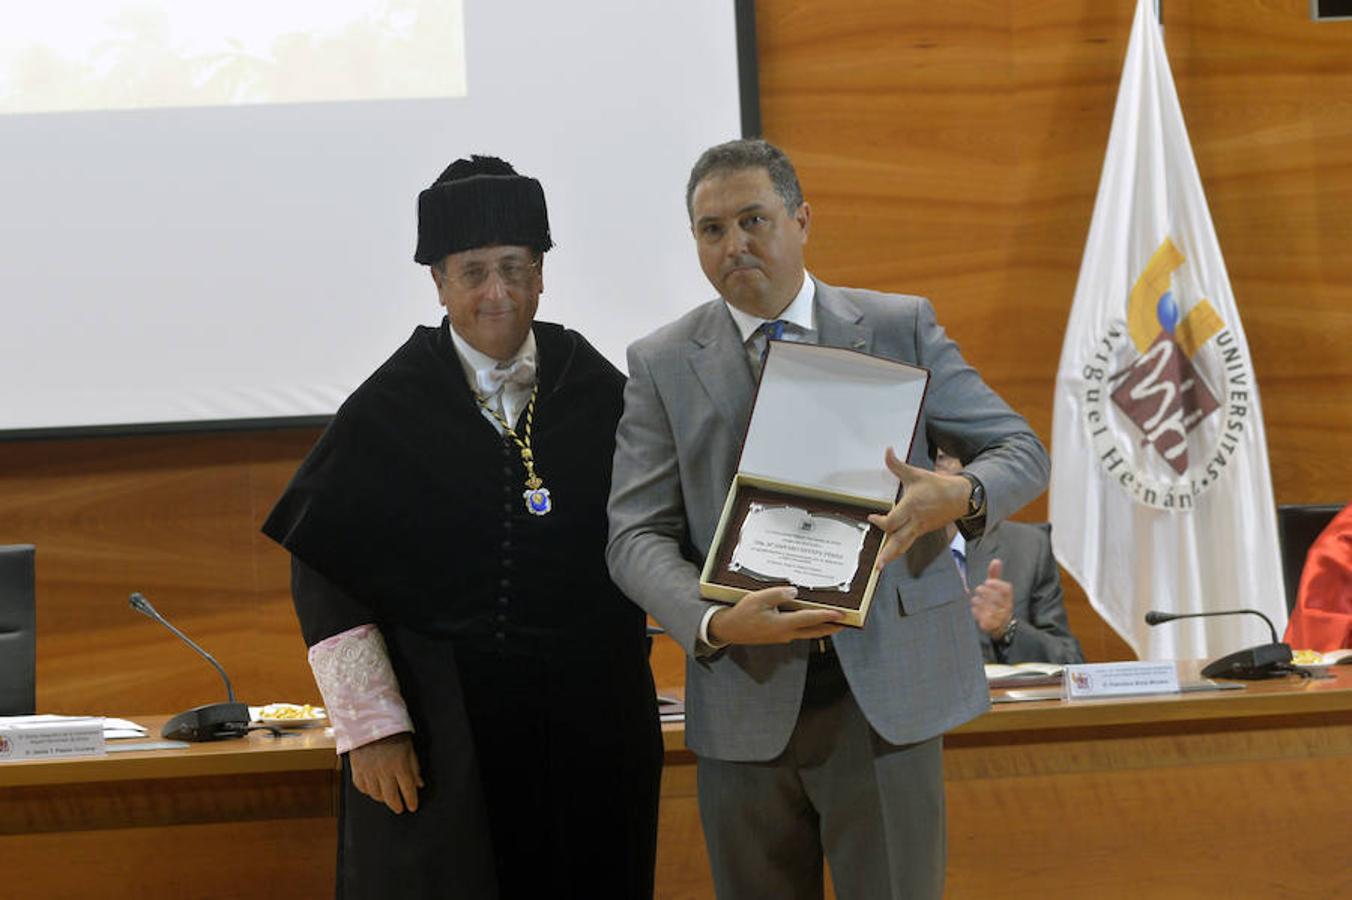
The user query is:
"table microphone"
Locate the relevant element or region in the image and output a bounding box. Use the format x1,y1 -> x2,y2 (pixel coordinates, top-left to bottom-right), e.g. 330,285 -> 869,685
129,591 -> 251,741
1143,608 -> 1293,679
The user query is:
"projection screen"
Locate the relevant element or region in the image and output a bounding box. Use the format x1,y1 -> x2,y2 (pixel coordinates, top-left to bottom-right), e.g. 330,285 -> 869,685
0,0 -> 754,436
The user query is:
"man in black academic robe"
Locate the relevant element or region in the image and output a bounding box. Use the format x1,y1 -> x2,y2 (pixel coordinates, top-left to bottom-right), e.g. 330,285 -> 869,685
263,156 -> 661,899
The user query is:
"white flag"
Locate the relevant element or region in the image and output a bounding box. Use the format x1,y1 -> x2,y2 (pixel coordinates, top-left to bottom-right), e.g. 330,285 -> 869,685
1050,0 -> 1286,661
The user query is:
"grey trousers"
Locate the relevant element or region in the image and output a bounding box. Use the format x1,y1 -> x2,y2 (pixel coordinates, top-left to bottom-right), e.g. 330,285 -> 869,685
696,653 -> 946,900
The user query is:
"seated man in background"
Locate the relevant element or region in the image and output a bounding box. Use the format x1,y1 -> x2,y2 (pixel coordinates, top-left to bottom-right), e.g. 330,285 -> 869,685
1285,503 -> 1352,652
937,450 -> 1085,664
263,155 -> 661,899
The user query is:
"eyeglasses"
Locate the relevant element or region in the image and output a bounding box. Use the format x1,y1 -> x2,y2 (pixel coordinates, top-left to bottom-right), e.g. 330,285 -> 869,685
445,258 -> 539,290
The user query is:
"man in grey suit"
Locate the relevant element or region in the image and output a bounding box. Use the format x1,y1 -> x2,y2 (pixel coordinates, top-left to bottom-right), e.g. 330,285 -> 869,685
936,451 -> 1085,665
607,138 -> 1049,899
964,521 -> 1086,665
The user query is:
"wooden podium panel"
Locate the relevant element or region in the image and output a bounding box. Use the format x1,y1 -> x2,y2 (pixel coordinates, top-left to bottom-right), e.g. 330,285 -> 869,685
656,668 -> 1352,899
0,719 -> 338,900
4,672 -> 1351,899
943,669 -> 1352,898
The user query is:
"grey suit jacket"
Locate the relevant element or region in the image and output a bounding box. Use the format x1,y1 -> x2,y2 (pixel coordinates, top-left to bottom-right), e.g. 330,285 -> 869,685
966,521 -> 1085,665
606,278 -> 1049,761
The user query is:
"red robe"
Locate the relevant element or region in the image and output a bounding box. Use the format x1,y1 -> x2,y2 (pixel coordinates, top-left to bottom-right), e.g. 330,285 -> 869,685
1284,504 -> 1352,651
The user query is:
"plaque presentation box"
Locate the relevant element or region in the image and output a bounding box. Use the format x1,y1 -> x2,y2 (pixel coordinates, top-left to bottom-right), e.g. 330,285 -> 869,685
699,341 -> 929,626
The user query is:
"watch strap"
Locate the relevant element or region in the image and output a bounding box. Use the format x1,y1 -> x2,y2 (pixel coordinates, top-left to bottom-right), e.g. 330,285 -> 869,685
958,472 -> 986,518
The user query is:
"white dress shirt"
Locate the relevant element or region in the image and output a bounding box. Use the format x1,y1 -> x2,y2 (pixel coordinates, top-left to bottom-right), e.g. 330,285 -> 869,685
448,326 -> 538,433
724,270 -> 818,365
949,531 -> 969,592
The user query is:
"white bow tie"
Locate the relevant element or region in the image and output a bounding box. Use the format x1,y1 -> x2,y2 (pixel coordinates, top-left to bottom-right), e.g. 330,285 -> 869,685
475,357 -> 536,396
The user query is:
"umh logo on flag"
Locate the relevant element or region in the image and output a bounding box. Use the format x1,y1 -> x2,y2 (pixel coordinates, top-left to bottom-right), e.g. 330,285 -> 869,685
1050,0 -> 1286,662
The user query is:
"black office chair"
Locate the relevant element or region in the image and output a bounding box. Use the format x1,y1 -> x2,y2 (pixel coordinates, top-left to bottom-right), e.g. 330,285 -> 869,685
0,544 -> 36,715
1276,505 -> 1344,615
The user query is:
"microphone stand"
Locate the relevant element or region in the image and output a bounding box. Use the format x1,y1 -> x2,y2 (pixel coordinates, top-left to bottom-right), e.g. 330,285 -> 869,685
1144,608 -> 1294,680
130,592 -> 252,740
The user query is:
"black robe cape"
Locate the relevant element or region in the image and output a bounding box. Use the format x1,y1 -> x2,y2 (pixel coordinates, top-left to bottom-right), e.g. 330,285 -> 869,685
263,319 -> 661,899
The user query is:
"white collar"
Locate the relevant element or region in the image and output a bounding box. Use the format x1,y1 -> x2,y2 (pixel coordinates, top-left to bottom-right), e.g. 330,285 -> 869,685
949,530 -> 967,557
724,271 -> 816,343
448,325 -> 537,390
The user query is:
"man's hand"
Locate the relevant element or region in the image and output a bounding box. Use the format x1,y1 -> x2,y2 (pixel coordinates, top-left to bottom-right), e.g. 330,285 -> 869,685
349,732 -> 423,814
969,558 -> 1015,637
707,586 -> 845,646
867,447 -> 972,569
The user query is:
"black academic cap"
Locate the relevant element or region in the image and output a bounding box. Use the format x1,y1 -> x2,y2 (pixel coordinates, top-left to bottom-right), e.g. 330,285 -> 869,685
414,155 -> 553,265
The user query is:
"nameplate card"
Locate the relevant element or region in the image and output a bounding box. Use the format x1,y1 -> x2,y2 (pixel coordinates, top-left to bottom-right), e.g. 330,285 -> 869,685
0,715 -> 106,762
1062,661 -> 1180,700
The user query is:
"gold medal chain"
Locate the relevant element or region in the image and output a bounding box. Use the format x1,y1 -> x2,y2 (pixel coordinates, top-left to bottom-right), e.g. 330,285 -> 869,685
476,385 -> 544,491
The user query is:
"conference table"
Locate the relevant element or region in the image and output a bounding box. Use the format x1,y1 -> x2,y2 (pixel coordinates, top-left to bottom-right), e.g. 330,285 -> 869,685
3,666 -> 1349,899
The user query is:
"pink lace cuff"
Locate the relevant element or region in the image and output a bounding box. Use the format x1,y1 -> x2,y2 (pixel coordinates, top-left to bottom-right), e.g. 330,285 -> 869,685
308,624 -> 414,754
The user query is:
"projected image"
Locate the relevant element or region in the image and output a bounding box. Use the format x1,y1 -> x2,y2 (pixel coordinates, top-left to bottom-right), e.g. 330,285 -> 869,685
0,1 -> 742,433
0,0 -> 466,114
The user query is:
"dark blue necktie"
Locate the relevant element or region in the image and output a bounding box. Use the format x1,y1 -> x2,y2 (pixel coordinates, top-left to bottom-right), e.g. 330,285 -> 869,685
756,319 -> 788,371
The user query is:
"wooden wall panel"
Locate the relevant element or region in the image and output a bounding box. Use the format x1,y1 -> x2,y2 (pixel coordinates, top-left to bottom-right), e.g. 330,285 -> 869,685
757,1 -> 1018,325
1,0 -> 1348,714
1164,2 -> 1352,505
0,430 -> 321,715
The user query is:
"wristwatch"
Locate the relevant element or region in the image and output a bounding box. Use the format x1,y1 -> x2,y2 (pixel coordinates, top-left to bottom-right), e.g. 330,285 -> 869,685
998,617 -> 1018,647
959,472 -> 986,519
